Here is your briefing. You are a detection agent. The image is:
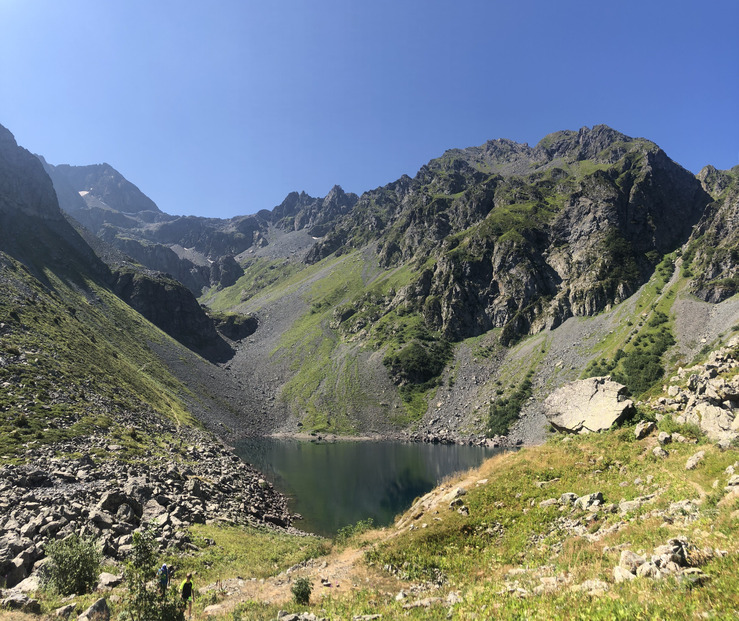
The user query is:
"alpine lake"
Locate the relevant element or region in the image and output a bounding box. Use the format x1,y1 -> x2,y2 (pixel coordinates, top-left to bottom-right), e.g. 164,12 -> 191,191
235,437 -> 504,537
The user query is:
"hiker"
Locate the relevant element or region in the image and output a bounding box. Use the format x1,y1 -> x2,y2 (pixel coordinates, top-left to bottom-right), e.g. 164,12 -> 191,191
168,564 -> 176,586
157,563 -> 169,596
180,572 -> 194,619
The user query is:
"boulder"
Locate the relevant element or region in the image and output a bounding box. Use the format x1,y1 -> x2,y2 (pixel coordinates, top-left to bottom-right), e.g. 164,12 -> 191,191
11,572 -> 41,593
77,597 -> 109,621
619,550 -> 646,573
544,377 -> 634,434
612,565 -> 635,583
1,592 -> 41,614
688,403 -> 736,441
55,603 -> 77,619
97,572 -> 124,590
574,492 -> 603,511
634,420 -> 655,439
686,451 -> 706,471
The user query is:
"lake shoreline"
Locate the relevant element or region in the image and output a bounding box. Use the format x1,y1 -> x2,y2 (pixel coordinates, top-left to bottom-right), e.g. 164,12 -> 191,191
231,429 -> 522,449
233,436 -> 507,536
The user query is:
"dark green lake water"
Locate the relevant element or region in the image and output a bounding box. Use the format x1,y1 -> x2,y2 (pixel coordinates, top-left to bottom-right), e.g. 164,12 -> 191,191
235,438 -> 502,537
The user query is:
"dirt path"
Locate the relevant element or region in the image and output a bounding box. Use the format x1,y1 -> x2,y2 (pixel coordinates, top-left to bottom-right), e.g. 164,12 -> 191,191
199,462 -> 499,617
198,539 -> 401,617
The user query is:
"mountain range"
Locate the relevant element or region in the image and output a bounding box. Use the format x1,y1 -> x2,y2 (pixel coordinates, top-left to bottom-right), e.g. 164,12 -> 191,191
2,122 -> 739,446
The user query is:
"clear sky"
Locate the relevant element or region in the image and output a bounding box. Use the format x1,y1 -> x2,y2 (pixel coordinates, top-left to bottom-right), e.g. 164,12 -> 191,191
1,1 -> 737,219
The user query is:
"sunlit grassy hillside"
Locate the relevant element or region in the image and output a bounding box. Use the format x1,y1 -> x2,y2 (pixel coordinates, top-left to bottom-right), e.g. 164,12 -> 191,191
0,252 -> 198,461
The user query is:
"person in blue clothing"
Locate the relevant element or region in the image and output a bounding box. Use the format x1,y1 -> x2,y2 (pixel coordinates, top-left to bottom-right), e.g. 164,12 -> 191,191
157,563 -> 169,597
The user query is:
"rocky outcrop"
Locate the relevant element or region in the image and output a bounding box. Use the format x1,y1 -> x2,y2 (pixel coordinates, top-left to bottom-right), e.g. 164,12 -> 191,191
110,238 -> 209,293
112,268 -> 233,362
612,538 -> 714,585
687,166 -> 739,302
211,311 -> 258,341
651,336 -> 739,444
210,255 -> 244,288
273,186 -> 358,236
544,377 -> 635,433
0,128 -> 65,222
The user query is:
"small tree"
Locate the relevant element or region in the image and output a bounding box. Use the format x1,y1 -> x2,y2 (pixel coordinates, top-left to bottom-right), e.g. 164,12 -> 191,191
291,576 -> 312,605
42,533 -> 101,595
122,529 -> 183,621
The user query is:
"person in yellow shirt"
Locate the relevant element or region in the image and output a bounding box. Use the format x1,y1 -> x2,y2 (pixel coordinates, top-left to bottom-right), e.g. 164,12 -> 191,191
180,573 -> 194,619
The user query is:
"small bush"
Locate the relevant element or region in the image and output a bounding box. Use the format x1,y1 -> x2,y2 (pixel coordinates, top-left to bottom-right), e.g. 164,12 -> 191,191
657,414 -> 704,441
487,373 -> 534,436
42,534 -> 101,595
291,576 -> 312,605
335,518 -> 374,546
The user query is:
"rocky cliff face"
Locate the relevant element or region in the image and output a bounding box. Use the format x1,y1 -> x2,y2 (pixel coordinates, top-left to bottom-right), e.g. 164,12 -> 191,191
686,165 -> 739,302
313,126 -> 711,344
0,123 -> 232,364
44,159 -> 362,294
272,185 -> 359,236
112,268 -> 233,362
0,125 -> 109,282
0,127 -> 64,222
43,161 -> 260,293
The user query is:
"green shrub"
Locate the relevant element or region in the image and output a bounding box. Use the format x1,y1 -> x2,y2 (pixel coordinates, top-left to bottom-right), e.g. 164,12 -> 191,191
487,372 -> 534,436
335,518 -> 374,546
657,414 -> 704,441
41,534 -> 101,595
291,576 -> 312,605
383,339 -> 452,386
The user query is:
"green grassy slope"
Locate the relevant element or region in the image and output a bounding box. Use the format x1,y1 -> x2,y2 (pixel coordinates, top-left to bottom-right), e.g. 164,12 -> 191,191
0,251 -> 198,461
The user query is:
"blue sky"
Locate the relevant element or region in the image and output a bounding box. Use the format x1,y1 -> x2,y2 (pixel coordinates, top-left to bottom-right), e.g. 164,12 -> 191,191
1,1 -> 737,219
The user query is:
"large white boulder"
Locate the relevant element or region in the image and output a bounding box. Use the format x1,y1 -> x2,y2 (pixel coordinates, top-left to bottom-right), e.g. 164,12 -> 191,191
544,376 -> 634,434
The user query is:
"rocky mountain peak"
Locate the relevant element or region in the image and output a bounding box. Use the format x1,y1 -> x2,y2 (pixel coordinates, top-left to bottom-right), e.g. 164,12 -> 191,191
696,164 -> 732,198
534,125 -> 634,162
0,124 -> 64,222
322,184 -> 357,213
47,162 -> 161,215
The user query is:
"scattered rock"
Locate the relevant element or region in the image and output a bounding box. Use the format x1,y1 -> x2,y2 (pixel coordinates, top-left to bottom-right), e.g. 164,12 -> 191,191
634,420 -> 655,439
55,603 -> 77,619
571,579 -> 609,595
97,572 -> 124,590
619,550 -> 646,573
686,451 -> 706,470
613,565 -> 635,583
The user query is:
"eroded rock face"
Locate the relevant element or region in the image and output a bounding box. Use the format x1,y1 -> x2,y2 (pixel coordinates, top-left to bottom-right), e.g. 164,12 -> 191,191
544,376 -> 634,434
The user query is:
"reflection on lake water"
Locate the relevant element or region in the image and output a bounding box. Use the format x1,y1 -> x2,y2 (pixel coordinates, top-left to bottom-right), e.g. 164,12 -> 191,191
235,437 -> 503,537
